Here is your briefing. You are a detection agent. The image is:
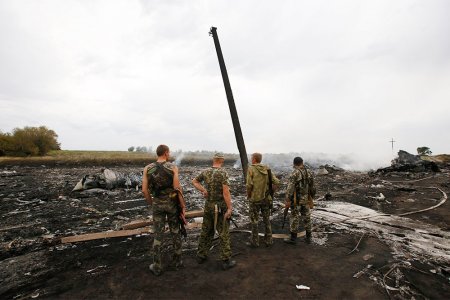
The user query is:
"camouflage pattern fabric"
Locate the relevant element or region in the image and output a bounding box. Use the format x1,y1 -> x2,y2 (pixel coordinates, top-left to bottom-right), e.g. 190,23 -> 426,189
249,202 -> 272,246
197,205 -> 231,261
147,162 -> 175,196
289,204 -> 312,234
246,164 -> 280,202
195,167 -> 232,261
286,166 -> 314,205
145,161 -> 181,272
152,195 -> 182,272
194,167 -> 230,204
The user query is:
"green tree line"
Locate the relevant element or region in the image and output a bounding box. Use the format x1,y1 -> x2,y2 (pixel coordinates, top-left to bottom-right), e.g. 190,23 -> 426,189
0,126 -> 60,156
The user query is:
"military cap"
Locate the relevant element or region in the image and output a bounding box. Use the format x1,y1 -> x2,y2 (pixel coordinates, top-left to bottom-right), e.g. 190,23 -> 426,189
213,152 -> 225,159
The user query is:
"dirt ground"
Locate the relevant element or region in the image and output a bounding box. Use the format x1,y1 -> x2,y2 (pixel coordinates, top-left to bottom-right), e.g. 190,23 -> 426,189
1,162 -> 449,299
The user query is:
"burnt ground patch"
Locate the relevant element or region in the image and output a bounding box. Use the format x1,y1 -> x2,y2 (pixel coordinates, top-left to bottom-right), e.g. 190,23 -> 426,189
1,164 -> 450,299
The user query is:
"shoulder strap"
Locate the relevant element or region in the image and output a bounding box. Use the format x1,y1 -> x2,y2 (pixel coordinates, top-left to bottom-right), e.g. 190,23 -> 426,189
156,162 -> 173,177
267,169 -> 274,198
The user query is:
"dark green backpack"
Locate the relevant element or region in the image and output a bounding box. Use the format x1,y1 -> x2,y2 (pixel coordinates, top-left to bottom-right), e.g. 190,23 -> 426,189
148,162 -> 173,196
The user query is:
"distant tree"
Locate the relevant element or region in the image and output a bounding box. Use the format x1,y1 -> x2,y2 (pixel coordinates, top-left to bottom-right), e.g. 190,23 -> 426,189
417,147 -> 432,156
0,131 -> 13,156
0,126 -> 60,156
135,146 -> 148,152
128,146 -> 135,152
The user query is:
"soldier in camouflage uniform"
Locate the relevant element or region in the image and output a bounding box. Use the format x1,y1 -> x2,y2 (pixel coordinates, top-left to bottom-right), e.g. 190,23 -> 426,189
142,144 -> 185,276
246,153 -> 280,247
284,157 -> 316,244
192,153 -> 236,270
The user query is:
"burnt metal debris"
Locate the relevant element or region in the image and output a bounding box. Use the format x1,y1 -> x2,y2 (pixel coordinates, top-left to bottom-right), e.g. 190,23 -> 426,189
209,26 -> 248,180
374,150 -> 441,174
2,162 -> 450,298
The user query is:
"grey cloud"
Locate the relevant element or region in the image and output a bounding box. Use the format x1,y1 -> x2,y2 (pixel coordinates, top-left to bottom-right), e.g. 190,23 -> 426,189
1,0 -> 449,168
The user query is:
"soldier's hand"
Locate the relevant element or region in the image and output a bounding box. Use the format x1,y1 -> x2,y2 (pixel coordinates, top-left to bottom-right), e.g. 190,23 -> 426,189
284,200 -> 291,209
224,208 -> 232,220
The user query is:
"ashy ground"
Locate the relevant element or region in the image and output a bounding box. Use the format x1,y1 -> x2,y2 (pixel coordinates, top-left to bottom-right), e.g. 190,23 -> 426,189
0,162 -> 449,299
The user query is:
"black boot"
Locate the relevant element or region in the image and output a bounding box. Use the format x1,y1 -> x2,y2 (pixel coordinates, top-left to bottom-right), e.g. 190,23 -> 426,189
222,259 -> 237,270
283,232 -> 297,245
169,255 -> 184,270
305,231 -> 312,244
149,263 -> 162,276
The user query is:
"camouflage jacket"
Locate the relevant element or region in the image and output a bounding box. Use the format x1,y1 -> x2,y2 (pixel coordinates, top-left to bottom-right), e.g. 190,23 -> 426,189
194,167 -> 229,209
146,161 -> 175,197
286,166 -> 315,205
246,163 -> 280,202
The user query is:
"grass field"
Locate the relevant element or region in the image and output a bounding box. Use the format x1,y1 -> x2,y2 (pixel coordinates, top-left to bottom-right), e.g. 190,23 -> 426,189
0,150 -> 238,166
421,154 -> 450,163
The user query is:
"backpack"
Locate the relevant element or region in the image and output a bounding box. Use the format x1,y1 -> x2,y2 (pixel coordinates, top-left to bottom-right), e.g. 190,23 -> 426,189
148,162 -> 173,196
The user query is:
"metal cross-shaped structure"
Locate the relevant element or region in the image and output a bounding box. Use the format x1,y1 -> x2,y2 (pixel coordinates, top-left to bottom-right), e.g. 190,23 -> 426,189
389,138 -> 396,152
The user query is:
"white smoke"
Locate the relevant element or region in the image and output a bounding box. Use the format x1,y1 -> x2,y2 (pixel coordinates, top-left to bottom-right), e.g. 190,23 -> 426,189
174,152 -> 185,166
260,152 -> 391,172
233,159 -> 241,169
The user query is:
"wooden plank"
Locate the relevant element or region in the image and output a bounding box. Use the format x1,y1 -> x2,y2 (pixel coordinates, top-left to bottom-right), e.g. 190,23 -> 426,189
61,227 -> 153,244
122,219 -> 153,230
230,229 -> 293,239
0,222 -> 42,232
121,209 -> 204,230
186,222 -> 203,229
185,209 -> 205,219
61,213 -> 205,244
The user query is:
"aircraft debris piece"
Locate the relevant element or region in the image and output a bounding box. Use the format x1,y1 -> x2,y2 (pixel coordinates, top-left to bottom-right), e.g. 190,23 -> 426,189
72,168 -> 142,191
375,150 -> 440,173
87,265 -> 107,273
296,285 -> 310,290
316,168 -> 329,176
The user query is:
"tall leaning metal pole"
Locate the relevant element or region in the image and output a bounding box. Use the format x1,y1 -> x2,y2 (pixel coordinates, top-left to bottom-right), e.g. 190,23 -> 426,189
209,26 -> 248,180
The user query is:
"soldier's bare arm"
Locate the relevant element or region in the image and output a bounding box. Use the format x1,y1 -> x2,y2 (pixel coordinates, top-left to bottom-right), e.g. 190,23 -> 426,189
192,178 -> 208,198
142,166 -> 153,205
172,165 -> 181,191
223,184 -> 232,219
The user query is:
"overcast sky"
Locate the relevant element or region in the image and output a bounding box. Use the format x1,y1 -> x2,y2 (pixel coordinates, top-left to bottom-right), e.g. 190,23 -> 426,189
1,0 -> 449,168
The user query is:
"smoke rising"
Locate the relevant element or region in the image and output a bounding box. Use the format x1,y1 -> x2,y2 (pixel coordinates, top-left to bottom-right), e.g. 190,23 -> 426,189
255,152 -> 392,172
174,152 -> 185,166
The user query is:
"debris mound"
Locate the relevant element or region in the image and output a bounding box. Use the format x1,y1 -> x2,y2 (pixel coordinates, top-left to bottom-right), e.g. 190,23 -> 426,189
376,150 -> 440,173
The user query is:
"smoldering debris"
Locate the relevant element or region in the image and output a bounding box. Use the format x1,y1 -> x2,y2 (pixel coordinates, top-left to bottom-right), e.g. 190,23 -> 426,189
1,162 -> 450,299
72,168 -> 142,191
374,150 -> 441,174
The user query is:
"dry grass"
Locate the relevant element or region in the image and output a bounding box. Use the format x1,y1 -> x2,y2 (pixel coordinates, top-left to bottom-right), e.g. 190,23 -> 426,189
0,150 -> 238,166
0,150 -> 156,166
420,154 -> 450,163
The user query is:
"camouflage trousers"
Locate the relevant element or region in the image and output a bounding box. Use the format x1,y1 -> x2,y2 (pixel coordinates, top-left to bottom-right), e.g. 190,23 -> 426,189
197,204 -> 231,261
249,201 -> 272,246
289,204 -> 312,234
152,197 -> 182,271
